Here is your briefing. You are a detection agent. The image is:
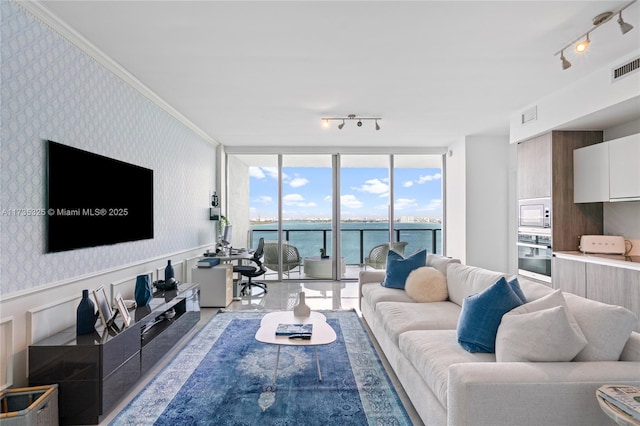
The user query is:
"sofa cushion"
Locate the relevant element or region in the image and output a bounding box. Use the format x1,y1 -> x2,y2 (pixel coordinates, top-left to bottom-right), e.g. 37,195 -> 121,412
405,267 -> 448,302
399,330 -> 495,409
377,301 -> 461,344
564,293 -> 638,361
427,254 -> 461,276
381,249 -> 427,289
457,277 -> 525,353
507,289 -> 584,338
361,282 -> 414,310
446,263 -> 510,306
518,277 -> 556,302
496,305 -> 588,362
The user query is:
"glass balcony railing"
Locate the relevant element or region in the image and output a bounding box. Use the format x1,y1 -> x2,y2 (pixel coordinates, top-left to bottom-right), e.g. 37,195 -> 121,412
248,224 -> 442,265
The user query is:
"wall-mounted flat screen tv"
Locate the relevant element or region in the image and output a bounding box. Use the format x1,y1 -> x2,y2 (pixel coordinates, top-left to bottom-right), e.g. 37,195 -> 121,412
46,140 -> 154,252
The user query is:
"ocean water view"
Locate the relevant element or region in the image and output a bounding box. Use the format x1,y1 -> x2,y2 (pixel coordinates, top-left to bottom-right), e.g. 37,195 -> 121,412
249,221 -> 442,265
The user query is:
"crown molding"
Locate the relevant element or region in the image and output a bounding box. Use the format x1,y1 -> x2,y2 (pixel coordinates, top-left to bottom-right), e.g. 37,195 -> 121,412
14,0 -> 219,146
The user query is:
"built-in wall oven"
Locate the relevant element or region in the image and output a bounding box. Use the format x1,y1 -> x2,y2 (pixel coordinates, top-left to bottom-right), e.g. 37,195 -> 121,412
517,198 -> 552,283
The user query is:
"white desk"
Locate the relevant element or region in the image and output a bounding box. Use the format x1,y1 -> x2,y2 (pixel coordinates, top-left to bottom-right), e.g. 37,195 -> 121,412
204,252 -> 254,299
255,311 -> 336,383
192,265 -> 233,307
303,256 -> 346,279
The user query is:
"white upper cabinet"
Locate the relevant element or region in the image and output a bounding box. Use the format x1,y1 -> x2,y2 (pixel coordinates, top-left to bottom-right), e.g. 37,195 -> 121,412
609,134 -> 640,201
574,143 -> 609,203
574,133 -> 640,203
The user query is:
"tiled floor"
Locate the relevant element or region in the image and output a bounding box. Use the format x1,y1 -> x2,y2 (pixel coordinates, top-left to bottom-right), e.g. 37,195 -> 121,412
100,280 -> 423,425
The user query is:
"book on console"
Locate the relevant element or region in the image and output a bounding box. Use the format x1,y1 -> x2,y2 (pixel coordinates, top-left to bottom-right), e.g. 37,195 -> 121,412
598,385 -> 640,421
275,323 -> 313,336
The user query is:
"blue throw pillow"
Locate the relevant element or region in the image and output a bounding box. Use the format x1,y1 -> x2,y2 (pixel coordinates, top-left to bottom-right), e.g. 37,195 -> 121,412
509,277 -> 527,304
457,277 -> 525,353
380,249 -> 427,289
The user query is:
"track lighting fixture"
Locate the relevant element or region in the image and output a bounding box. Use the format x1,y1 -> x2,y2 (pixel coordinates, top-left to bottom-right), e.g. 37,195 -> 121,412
321,114 -> 382,130
554,0 -> 636,70
575,33 -> 590,53
618,11 -> 634,34
560,50 -> 572,70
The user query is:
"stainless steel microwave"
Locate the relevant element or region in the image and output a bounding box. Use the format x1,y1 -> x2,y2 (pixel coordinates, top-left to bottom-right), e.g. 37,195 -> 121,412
518,198 -> 551,231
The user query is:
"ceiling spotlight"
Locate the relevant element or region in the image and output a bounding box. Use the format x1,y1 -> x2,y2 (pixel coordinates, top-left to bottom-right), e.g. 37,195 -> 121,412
322,118 -> 329,128
338,120 -> 345,130
357,120 -> 363,127
575,33 -> 590,53
618,11 -> 634,34
375,120 -> 381,131
560,50 -> 572,70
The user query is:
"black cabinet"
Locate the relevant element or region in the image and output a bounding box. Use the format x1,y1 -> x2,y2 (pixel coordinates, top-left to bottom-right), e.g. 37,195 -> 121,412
29,283 -> 200,425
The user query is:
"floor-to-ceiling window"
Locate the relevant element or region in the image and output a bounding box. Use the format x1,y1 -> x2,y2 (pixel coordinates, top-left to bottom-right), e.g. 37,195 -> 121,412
226,150 -> 444,281
340,155 -> 391,268
392,154 -> 443,255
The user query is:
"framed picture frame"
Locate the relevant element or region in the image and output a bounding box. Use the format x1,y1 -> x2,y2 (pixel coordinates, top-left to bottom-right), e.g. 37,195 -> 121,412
115,293 -> 131,327
93,285 -> 114,328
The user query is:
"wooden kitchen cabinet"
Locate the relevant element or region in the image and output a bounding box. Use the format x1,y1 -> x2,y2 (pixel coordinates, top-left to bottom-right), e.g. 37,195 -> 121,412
586,262 -> 640,331
517,133 -> 552,199
551,256 -> 586,296
552,255 -> 640,331
517,130 -> 604,251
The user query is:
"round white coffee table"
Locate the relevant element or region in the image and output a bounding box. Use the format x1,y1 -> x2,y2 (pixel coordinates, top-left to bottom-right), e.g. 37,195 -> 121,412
303,256 -> 346,279
255,311 -> 336,383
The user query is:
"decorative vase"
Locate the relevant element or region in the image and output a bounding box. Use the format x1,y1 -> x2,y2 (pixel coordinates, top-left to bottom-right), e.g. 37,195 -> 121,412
76,289 -> 96,335
165,260 -> 175,281
134,274 -> 153,306
293,291 -> 311,317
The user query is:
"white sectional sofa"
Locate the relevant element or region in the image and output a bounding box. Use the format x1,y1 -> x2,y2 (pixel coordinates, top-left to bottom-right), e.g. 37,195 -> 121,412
359,254 -> 640,426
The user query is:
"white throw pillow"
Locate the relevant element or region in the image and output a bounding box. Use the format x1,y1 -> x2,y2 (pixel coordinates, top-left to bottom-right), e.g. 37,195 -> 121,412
508,289 -> 585,341
404,266 -> 448,302
496,305 -> 588,362
564,294 -> 637,361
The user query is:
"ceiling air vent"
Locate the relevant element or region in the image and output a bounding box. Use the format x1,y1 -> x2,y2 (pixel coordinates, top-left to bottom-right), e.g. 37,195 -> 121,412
521,106 -> 537,125
612,56 -> 640,82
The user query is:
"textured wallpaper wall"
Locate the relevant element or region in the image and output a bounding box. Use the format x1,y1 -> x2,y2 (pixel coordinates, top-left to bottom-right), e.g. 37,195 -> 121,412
0,2 -> 216,295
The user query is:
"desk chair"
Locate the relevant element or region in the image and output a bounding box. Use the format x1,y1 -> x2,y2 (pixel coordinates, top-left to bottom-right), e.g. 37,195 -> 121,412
233,238 -> 267,296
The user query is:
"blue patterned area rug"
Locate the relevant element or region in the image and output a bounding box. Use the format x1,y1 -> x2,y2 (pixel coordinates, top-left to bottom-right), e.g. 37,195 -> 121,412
110,310 -> 411,425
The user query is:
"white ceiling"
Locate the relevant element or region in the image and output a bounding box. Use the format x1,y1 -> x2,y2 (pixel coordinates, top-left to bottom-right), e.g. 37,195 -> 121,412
38,0 -> 640,148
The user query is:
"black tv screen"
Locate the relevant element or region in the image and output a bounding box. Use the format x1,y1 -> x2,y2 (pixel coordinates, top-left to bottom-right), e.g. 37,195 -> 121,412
46,140 -> 154,252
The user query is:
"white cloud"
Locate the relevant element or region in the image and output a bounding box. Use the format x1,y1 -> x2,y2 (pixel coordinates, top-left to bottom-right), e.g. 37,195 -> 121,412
253,195 -> 272,204
283,194 -> 305,204
395,198 -> 418,210
282,193 -> 316,208
289,177 -> 309,188
417,173 -> 442,184
341,194 -> 363,209
353,178 -> 389,195
249,167 -> 265,179
403,181 -> 414,187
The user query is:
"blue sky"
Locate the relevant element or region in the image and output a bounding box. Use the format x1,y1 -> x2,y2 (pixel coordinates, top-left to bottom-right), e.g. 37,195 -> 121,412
249,167 -> 442,221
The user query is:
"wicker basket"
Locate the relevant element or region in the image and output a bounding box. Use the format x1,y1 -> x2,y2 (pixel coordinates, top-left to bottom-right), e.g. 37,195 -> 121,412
0,385 -> 58,425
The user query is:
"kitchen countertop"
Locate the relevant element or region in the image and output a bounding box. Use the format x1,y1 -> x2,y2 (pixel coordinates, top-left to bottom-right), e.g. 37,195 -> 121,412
553,251 -> 640,271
